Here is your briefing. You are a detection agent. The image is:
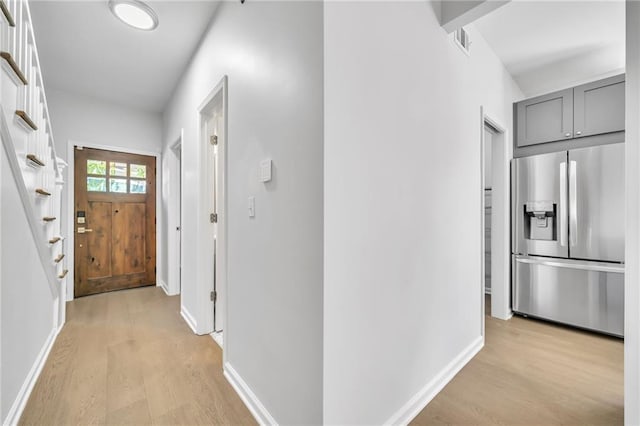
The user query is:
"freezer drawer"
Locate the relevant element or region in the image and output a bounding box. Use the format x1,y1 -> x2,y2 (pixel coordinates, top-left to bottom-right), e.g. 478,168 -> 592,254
512,255 -> 624,336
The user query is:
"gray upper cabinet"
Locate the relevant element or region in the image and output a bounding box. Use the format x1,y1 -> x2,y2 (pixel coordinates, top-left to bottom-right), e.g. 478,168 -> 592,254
573,74 -> 625,138
516,88 -> 573,147
514,74 -> 625,151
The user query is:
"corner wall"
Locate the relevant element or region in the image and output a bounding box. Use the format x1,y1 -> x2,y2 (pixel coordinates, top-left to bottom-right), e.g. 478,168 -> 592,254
323,2 -> 523,423
161,1 -> 323,424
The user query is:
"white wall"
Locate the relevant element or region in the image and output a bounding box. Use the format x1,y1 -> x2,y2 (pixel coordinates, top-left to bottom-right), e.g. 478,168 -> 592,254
625,2 -> 640,424
517,64 -> 625,99
162,1 -> 323,424
45,88 -> 163,299
323,3 -> 523,424
1,147 -> 56,423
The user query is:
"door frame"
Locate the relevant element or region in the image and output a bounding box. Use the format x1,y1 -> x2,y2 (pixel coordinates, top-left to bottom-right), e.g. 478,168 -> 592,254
166,131 -> 183,296
65,140 -> 162,301
194,75 -> 228,340
480,107 -> 512,334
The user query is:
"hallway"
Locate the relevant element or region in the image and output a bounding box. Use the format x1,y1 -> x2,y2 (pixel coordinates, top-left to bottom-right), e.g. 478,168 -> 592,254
19,287 -> 254,425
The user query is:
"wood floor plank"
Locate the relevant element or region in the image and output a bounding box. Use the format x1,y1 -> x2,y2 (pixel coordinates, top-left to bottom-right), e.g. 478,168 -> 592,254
19,287 -> 255,426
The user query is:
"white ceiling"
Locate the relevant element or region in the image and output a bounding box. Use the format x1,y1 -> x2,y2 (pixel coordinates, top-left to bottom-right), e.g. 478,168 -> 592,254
30,1 -> 220,113
473,0 -> 625,97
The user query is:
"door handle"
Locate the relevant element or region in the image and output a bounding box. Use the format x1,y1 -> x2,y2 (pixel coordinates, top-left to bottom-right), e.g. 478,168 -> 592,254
559,162 -> 567,247
77,227 -> 93,234
515,255 -> 624,273
569,160 -> 577,247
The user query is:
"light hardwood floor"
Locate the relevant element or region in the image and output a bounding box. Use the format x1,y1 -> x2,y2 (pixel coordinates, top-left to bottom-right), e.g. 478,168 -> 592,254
20,287 -> 255,425
412,296 -> 624,425
20,290 -> 623,425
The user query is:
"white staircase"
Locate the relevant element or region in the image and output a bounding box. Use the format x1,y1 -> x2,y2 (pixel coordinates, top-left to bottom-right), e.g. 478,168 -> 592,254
1,0 -> 67,424
1,0 -> 65,297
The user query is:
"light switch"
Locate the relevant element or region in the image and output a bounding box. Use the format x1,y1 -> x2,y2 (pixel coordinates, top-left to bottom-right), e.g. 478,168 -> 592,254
248,196 -> 255,217
259,159 -> 272,182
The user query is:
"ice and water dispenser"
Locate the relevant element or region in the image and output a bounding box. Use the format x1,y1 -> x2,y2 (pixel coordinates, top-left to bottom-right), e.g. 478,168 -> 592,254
523,201 -> 556,241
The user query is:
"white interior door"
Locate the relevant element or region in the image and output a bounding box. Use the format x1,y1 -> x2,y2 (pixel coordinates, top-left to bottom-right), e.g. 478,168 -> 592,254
207,111 -> 223,332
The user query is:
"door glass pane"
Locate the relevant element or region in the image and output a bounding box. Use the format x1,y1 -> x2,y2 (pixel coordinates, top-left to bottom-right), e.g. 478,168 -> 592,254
110,178 -> 128,193
87,177 -> 106,192
87,160 -> 106,175
130,164 -> 146,179
110,162 -> 127,177
130,179 -> 146,194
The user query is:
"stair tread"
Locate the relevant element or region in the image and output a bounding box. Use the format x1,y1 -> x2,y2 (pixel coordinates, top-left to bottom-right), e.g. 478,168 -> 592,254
0,51 -> 27,84
0,0 -> 15,27
16,110 -> 38,131
26,154 -> 45,167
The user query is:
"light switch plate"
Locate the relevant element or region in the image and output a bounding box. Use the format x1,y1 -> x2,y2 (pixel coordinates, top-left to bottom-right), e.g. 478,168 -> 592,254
259,159 -> 272,182
248,196 -> 255,217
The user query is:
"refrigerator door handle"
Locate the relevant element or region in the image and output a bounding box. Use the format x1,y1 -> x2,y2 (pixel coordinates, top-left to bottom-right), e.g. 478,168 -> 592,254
559,162 -> 567,247
569,160 -> 578,247
515,255 -> 625,273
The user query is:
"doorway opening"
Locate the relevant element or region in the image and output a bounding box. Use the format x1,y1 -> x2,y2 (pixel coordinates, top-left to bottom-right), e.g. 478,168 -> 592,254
480,111 -> 510,328
73,146 -> 157,297
483,124 -> 495,314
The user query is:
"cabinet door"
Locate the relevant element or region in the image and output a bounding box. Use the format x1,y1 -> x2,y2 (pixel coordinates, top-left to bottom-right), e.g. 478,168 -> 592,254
573,74 -> 625,138
516,88 -> 573,147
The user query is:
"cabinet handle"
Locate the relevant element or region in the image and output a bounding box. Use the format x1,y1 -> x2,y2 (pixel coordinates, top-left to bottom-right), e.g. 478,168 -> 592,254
565,132 -> 572,137
576,131 -> 582,135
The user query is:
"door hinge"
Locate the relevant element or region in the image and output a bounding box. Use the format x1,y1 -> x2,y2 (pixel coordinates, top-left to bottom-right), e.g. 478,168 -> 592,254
210,290 -> 217,302
210,135 -> 218,146
210,213 -> 218,223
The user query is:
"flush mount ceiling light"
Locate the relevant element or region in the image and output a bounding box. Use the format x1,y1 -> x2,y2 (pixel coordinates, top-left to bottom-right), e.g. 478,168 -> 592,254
109,0 -> 159,31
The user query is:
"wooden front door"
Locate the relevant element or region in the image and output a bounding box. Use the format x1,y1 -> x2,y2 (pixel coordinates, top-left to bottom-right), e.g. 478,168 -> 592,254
74,147 -> 156,297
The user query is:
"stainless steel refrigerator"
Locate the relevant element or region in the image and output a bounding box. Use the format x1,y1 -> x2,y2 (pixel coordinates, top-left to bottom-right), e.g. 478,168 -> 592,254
511,143 -> 625,336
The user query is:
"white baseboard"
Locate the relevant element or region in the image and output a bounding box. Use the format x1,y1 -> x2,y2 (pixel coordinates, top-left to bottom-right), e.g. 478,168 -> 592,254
210,331 -> 223,349
180,306 -> 198,334
384,336 -> 484,425
159,279 -> 180,296
224,362 -> 277,425
3,326 -> 60,426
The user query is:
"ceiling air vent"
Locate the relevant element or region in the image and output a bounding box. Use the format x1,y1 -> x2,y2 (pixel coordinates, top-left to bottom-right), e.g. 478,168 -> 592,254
454,27 -> 471,55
